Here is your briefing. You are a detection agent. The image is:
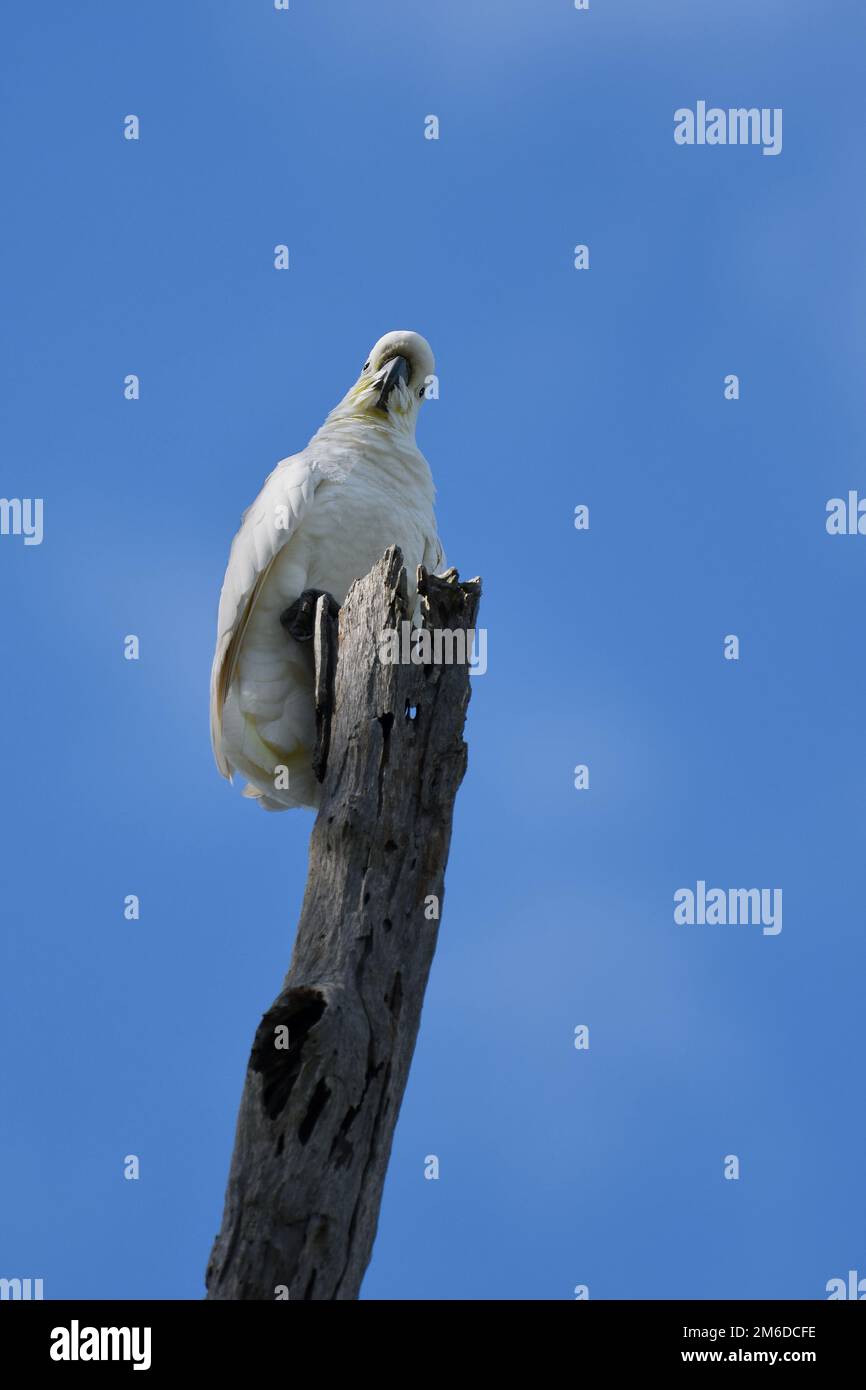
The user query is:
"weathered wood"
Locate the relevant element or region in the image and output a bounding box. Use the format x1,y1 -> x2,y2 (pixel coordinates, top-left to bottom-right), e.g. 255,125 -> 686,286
206,546 -> 481,1301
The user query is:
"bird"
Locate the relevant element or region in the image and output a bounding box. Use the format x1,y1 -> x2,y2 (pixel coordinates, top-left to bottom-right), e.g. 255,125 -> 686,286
210,329 -> 445,811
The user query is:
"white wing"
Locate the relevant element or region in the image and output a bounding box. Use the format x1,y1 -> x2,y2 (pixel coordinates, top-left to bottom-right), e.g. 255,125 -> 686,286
210,451 -> 319,778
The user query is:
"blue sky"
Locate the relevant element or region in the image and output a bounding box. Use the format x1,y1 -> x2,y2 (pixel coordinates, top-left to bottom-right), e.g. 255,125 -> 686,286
1,0 -> 865,1300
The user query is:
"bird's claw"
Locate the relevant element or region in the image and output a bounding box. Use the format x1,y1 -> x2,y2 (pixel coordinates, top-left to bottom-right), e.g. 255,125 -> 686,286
280,590 -> 340,643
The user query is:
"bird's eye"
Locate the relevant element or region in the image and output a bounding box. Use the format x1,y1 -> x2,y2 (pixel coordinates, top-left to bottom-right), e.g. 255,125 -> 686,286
363,360 -> 371,372
418,386 -> 425,399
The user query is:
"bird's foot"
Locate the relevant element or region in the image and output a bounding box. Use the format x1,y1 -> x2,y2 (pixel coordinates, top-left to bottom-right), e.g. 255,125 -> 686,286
280,589 -> 340,643
279,591 -> 340,782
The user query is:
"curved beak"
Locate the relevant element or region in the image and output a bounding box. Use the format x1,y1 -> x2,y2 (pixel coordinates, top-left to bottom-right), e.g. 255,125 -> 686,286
375,355 -> 410,411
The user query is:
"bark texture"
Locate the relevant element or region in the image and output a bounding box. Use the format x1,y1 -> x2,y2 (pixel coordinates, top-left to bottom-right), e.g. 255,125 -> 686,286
206,547 -> 480,1301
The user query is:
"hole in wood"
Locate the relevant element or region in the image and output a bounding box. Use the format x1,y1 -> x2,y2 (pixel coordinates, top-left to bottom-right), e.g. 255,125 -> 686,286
299,1078 -> 331,1145
250,987 -> 327,1121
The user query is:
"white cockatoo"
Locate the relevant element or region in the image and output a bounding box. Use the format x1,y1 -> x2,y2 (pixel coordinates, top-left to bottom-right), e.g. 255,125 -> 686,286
210,329 -> 444,811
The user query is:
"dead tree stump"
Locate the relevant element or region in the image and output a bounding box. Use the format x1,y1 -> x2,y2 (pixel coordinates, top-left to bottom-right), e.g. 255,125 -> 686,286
206,546 -> 481,1301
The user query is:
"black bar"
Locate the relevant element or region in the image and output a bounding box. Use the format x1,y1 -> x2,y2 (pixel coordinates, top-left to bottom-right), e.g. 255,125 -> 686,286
2,1298 -> 862,1375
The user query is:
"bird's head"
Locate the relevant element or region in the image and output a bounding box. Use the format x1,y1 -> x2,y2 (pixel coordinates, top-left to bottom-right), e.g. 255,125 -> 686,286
331,330 -> 435,433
